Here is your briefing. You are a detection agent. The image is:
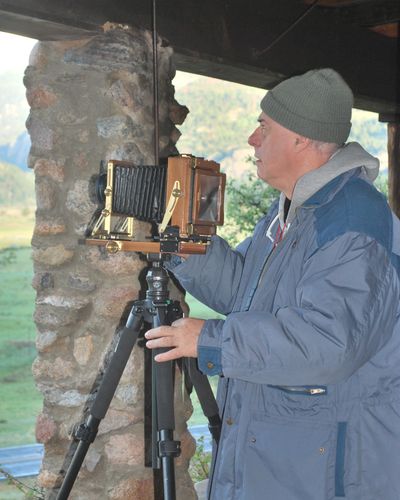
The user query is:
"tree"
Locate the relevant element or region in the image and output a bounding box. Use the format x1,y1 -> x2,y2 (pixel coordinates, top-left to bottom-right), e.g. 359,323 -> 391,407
218,160 -> 279,247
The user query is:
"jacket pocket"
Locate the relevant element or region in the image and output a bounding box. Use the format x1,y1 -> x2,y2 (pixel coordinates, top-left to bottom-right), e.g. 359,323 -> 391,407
242,416 -> 335,500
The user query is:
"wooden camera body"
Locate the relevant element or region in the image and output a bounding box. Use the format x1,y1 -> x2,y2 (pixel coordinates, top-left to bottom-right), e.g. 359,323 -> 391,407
86,154 -> 226,255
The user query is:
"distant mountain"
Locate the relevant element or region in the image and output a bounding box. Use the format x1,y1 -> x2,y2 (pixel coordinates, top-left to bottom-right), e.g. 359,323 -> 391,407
0,70 -> 30,146
0,132 -> 31,171
0,69 -> 31,172
0,161 -> 34,206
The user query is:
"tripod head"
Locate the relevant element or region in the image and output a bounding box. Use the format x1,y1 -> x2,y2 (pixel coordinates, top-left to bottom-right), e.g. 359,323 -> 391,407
144,253 -> 170,303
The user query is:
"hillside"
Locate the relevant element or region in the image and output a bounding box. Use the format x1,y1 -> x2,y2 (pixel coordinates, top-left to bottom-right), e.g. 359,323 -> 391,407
175,77 -> 265,159
174,76 -> 388,175
0,71 -> 389,194
0,161 -> 34,206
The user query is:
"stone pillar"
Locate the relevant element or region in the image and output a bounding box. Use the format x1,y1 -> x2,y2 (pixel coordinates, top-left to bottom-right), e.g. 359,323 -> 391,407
25,24 -> 195,499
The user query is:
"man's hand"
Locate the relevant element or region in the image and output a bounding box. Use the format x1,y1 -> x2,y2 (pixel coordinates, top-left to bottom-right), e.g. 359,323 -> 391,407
145,317 -> 205,362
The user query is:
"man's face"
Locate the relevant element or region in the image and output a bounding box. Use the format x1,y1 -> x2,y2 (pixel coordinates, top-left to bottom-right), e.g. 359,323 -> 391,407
248,112 -> 298,194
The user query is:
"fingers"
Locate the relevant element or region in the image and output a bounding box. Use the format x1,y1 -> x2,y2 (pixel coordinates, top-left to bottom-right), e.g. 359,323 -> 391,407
153,347 -> 181,363
145,325 -> 174,341
145,319 -> 203,361
145,326 -> 182,362
145,326 -> 175,349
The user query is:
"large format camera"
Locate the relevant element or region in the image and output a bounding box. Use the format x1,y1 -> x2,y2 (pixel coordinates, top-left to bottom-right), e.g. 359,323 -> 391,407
86,154 -> 226,255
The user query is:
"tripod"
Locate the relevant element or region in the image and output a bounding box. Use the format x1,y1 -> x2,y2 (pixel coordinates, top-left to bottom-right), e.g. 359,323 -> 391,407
55,256 -> 221,500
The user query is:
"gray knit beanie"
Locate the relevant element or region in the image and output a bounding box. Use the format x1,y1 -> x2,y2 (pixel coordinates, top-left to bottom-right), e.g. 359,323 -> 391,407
261,68 -> 353,144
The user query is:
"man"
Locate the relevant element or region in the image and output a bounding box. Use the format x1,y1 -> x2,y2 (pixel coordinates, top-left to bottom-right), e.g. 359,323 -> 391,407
145,68 -> 400,499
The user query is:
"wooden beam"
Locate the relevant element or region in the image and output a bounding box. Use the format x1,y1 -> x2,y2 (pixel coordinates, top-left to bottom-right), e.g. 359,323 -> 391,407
387,123 -> 400,217
0,0 -> 398,113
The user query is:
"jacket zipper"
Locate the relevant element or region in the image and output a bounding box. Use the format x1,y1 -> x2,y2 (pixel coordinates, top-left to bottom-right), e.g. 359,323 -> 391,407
271,385 -> 327,396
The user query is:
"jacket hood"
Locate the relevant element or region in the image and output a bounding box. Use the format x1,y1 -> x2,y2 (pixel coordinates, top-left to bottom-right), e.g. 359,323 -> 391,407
279,142 -> 380,226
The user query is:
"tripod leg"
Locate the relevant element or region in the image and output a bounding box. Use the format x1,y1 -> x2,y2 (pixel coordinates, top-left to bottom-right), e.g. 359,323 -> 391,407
151,307 -> 181,500
56,305 -> 144,500
183,358 -> 222,445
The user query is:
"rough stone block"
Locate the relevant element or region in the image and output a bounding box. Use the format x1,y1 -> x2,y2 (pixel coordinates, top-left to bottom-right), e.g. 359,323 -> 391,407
84,247 -> 143,277
73,336 -> 94,366
35,178 -> 58,211
34,219 -> 66,236
97,115 -> 140,139
106,79 -> 138,110
66,180 -> 97,220
37,470 -> 59,489
56,109 -> 87,126
36,330 -> 58,352
107,141 -> 144,163
36,413 -> 58,443
32,245 -> 74,266
114,384 -> 142,407
169,101 -> 189,125
33,158 -> 65,182
72,151 -> 90,171
98,409 -> 142,435
109,478 -> 154,500
26,115 -> 55,151
104,432 -> 143,465
64,30 -> 148,73
26,85 -> 58,109
68,273 -> 96,292
93,284 -> 138,318
83,447 -> 102,473
32,356 -> 75,381
34,304 -> 79,328
40,387 -> 87,407
36,294 -> 90,309
32,272 -> 55,291
34,294 -> 90,327
176,430 -> 196,466
28,41 -> 48,70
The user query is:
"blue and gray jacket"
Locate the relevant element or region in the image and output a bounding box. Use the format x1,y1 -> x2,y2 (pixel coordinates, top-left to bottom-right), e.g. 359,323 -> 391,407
168,142 -> 400,500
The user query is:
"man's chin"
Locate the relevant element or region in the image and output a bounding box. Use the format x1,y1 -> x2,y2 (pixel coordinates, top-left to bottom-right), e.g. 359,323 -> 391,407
256,163 -> 265,179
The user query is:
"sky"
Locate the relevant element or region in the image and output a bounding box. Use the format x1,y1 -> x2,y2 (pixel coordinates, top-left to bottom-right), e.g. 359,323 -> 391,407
0,32 -> 36,74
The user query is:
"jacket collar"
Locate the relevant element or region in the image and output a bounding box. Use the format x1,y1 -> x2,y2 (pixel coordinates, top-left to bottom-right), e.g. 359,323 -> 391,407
303,168 -> 361,207
278,142 -> 379,226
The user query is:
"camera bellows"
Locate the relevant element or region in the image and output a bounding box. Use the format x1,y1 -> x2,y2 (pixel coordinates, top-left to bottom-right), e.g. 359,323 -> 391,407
112,164 -> 167,222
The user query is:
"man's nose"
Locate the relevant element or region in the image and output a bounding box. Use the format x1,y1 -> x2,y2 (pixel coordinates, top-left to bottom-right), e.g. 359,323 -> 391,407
248,128 -> 260,147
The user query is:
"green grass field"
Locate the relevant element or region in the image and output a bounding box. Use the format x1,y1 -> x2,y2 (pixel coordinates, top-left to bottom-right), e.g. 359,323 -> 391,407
0,206 -> 35,250
0,246 -> 41,448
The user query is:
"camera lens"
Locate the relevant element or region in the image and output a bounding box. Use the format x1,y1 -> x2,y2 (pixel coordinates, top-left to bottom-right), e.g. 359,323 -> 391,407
95,173 -> 107,205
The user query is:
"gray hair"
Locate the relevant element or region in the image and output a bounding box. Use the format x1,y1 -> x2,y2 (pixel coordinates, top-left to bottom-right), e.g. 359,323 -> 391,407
309,139 -> 341,157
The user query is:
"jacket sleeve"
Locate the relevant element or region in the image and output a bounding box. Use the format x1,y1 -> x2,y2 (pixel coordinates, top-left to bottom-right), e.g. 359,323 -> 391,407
166,234 -> 251,315
165,199 -> 279,315
198,232 -> 400,385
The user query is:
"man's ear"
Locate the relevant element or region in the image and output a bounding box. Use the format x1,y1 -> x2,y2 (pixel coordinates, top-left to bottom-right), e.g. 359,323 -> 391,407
294,135 -> 311,152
